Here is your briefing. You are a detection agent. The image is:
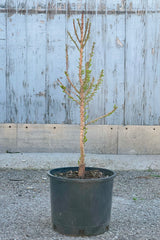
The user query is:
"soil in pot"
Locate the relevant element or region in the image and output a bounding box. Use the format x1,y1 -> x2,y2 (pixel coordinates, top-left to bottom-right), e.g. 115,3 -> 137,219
54,169 -> 109,179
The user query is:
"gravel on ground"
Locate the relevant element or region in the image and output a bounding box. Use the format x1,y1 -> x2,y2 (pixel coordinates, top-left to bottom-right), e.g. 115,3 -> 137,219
0,169 -> 160,240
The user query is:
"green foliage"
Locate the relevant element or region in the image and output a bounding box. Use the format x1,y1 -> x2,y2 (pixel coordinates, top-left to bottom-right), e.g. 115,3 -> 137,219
64,71 -> 68,77
133,197 -> 137,201
83,42 -> 95,94
81,69 -> 85,76
60,85 -> 66,91
114,104 -> 117,109
67,31 -> 80,51
147,167 -> 153,172
83,126 -> 88,145
84,69 -> 104,106
85,114 -> 89,122
83,108 -> 88,145
150,174 -> 160,178
68,95 -> 73,100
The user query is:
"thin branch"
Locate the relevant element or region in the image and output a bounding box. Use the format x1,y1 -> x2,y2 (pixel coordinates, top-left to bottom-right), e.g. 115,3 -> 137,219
65,45 -> 80,94
86,106 -> 118,125
77,18 -> 81,31
73,19 -> 80,43
79,13 -> 84,88
67,31 -> 80,51
57,79 -> 79,99
64,71 -> 80,94
85,76 -> 95,97
83,19 -> 89,43
89,41 -> 95,58
83,23 -> 91,48
85,70 -> 104,105
57,79 -> 80,105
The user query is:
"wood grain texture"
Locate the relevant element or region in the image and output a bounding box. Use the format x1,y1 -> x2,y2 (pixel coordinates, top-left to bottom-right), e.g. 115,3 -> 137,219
0,11 -> 6,122
104,0 -> 125,125
125,5 -> 146,124
26,12 -> 46,123
0,0 -> 160,125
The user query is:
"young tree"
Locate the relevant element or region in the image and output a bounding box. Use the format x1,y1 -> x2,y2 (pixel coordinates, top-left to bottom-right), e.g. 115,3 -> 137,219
58,13 -> 117,178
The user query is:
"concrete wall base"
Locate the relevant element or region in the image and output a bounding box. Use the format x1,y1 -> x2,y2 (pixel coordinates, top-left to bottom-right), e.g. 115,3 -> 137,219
0,124 -> 160,154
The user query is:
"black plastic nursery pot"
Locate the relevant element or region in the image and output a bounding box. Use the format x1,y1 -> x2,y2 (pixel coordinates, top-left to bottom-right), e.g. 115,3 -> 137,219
48,167 -> 116,236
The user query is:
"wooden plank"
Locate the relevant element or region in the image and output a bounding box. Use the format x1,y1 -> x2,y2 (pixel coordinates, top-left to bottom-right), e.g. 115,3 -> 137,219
5,2 -> 33,123
26,3 -> 46,123
1,0 -> 160,14
127,0 -> 160,11
5,0 -> 46,11
126,0 -> 160,125
6,6 -> 21,122
46,9 -> 67,123
0,11 -> 6,122
143,0 -> 160,124
14,3 -> 29,123
127,0 -> 145,10
104,0 -> 125,125
125,0 -> 147,125
0,0 -> 5,8
68,0 -> 86,12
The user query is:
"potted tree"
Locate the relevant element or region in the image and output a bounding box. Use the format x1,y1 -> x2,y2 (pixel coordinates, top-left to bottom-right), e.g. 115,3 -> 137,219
48,13 -> 117,236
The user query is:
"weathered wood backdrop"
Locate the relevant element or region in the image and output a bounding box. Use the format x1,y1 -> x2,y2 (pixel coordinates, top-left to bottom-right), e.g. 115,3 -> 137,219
0,0 -> 160,125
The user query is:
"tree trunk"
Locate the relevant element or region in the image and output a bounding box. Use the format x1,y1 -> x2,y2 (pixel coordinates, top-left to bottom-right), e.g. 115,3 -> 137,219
78,102 -> 85,178
78,14 -> 85,178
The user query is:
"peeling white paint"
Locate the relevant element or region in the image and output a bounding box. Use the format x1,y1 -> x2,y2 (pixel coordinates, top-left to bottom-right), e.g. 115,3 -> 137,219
0,0 -> 160,126
116,37 -> 124,47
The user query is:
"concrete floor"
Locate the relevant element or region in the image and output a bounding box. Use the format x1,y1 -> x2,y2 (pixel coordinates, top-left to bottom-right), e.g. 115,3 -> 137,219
0,169 -> 160,240
0,153 -> 160,170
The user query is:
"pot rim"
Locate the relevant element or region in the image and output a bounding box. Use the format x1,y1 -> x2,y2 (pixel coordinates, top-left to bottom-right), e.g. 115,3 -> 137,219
48,167 -> 116,183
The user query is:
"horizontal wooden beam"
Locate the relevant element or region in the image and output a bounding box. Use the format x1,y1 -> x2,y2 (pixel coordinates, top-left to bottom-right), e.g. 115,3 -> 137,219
0,9 -> 160,15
